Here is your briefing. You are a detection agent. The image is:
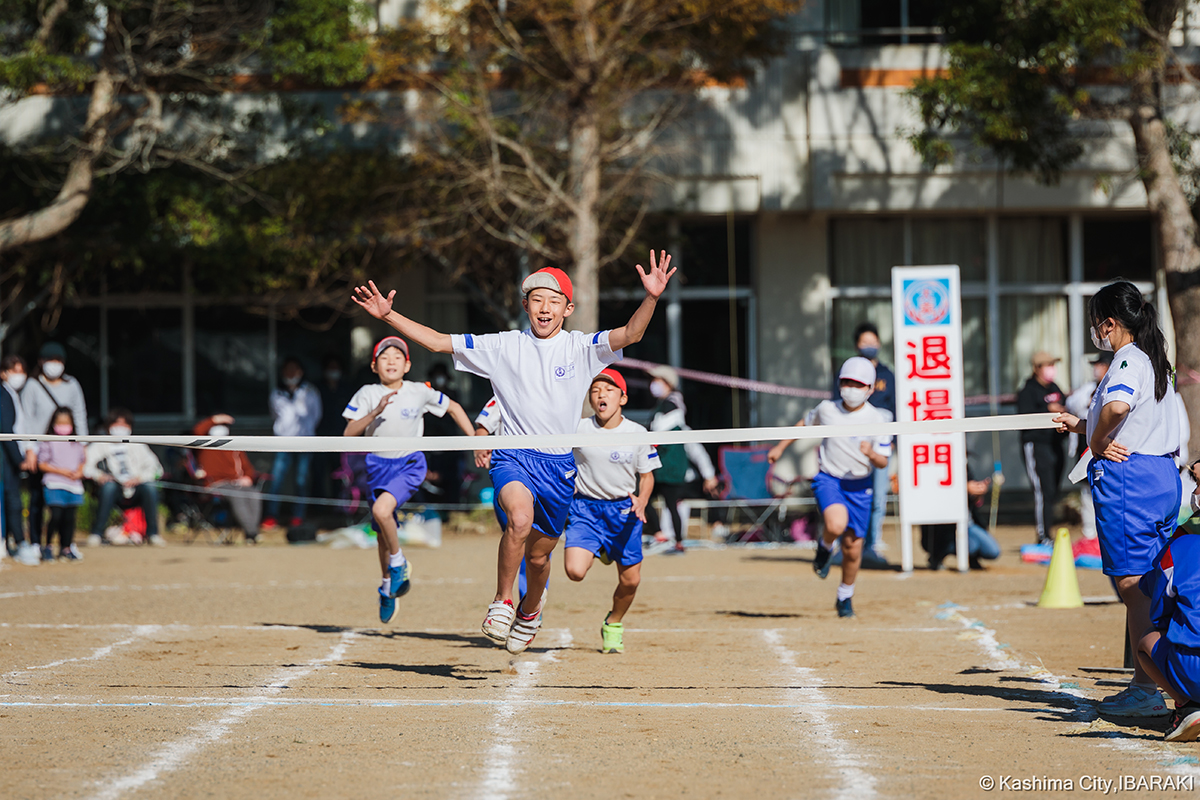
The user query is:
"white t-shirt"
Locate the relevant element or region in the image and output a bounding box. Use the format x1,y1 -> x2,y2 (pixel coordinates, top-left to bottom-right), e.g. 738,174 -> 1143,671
804,400 -> 893,480
573,416 -> 661,500
475,396 -> 502,434
1086,343 -> 1180,457
343,381 -> 450,458
451,329 -> 621,454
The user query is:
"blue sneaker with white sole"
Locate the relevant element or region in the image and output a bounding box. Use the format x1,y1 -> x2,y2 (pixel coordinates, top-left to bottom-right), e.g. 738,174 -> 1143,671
389,560 -> 411,598
379,587 -> 397,624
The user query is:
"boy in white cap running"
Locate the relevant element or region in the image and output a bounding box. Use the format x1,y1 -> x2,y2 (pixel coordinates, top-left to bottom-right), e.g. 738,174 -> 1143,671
768,356 -> 891,618
353,252 -> 675,653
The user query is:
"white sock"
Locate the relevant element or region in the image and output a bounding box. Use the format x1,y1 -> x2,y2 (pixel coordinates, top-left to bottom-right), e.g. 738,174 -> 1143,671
389,550 -> 406,568
836,583 -> 855,601
380,577 -> 390,595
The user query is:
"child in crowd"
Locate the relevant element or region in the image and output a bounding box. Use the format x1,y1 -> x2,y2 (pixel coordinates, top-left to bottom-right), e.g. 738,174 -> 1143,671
35,407 -> 87,561
767,357 -> 891,618
343,336 -> 475,623
353,251 -> 674,653
563,369 -> 660,653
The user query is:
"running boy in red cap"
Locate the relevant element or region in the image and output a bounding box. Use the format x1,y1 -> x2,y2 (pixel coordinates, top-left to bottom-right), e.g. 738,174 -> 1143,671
343,336 -> 475,623
563,368 -> 660,653
353,252 -> 675,652
768,356 -> 892,619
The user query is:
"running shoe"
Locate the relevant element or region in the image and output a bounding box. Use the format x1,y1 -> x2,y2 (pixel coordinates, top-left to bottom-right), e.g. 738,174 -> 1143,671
597,548 -> 613,566
601,619 -> 624,653
813,545 -> 832,579
41,545 -> 54,562
836,597 -> 855,618
1097,683 -> 1169,717
1165,702 -> 1200,742
60,544 -> 83,562
15,543 -> 41,566
148,534 -> 167,548
482,599 -> 516,645
506,602 -> 542,654
379,586 -> 397,624
388,560 -> 411,598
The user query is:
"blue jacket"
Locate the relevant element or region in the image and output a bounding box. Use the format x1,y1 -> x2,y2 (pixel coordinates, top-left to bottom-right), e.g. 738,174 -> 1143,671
1140,533 -> 1200,650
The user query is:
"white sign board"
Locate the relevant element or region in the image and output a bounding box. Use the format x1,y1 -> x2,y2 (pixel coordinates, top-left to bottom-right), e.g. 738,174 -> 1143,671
891,266 -> 970,572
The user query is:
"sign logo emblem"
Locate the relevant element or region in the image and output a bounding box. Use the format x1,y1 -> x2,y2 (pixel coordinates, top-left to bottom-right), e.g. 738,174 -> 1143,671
903,279 -> 951,326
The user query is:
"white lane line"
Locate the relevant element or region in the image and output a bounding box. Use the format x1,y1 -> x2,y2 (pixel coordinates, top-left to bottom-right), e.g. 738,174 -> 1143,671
86,630 -> 358,800
475,628 -> 572,800
0,576 -> 473,601
3,625 -> 161,684
762,629 -> 877,800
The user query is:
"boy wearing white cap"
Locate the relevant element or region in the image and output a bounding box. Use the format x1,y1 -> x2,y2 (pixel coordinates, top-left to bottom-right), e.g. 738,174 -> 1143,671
353,251 -> 675,653
343,336 -> 475,624
768,357 -> 891,618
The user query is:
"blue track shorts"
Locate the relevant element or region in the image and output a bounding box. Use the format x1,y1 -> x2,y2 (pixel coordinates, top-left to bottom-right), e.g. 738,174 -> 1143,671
565,495 -> 643,566
811,471 -> 873,539
490,449 -> 577,539
1089,453 -> 1181,577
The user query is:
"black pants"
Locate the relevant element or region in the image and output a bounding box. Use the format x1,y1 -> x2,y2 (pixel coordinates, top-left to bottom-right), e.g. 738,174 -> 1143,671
1022,439 -> 1065,543
46,505 -> 77,552
2,459 -> 25,545
647,482 -> 690,544
27,470 -> 46,547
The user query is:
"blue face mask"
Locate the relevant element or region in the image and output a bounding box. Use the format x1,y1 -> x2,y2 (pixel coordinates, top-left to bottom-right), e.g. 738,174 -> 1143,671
858,346 -> 879,361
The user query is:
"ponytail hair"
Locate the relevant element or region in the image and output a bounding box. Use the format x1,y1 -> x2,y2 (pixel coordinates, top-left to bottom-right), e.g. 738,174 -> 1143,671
1088,280 -> 1172,401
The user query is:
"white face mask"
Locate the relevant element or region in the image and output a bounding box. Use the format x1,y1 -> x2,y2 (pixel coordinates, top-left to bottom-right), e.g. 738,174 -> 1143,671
840,386 -> 870,407
208,425 -> 230,437
5,373 -> 26,391
108,425 -> 132,437
650,380 -> 669,399
283,375 -> 302,388
42,360 -> 65,379
1090,326 -> 1114,353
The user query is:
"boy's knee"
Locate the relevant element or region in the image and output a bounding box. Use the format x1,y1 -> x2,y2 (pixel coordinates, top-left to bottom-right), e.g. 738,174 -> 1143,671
525,550 -> 551,570
372,498 -> 396,521
565,566 -> 587,582
619,571 -> 641,589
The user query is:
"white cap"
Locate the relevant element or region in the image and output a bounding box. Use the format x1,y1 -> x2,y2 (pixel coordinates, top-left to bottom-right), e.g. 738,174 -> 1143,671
838,356 -> 876,387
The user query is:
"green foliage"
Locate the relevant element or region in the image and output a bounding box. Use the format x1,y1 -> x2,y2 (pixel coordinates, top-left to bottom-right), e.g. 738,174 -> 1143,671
247,0 -> 372,85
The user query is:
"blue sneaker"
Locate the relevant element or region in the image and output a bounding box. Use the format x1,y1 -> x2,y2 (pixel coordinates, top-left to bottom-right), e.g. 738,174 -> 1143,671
836,597 -> 855,618
812,545 -> 832,579
388,560 -> 411,598
379,587 -> 397,624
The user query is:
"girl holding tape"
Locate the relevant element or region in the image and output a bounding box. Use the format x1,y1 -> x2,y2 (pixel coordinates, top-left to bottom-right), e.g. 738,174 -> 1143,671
1053,281 -> 1182,718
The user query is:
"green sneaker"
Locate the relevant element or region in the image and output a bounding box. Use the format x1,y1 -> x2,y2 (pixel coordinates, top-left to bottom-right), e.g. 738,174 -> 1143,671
601,620 -> 624,653
597,547 -> 613,566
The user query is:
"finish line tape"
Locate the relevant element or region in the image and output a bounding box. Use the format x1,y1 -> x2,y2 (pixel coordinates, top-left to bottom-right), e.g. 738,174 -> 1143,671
0,413 -> 1056,453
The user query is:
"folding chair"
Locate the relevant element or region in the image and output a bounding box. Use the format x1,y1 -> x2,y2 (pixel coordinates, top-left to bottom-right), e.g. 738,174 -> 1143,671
717,445 -> 802,543
169,450 -> 235,545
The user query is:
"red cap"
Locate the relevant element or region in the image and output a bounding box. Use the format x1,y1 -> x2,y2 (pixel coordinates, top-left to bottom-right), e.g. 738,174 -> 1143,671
593,368 -> 627,394
521,267 -> 573,303
373,336 -> 409,361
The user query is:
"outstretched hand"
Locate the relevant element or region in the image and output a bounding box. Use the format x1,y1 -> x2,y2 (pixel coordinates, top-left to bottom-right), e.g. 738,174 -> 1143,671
352,280 -> 395,321
635,250 -> 676,299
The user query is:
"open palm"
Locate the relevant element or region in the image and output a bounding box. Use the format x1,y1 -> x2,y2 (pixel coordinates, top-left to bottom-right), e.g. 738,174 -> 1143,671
635,250 -> 676,299
352,280 -> 395,320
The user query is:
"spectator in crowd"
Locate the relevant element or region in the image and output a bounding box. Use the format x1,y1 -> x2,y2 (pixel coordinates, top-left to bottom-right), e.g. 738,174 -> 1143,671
35,407 -> 87,561
834,322 -> 896,568
924,459 -> 1002,570
645,365 -> 718,554
1,355 -> 35,563
1066,352 -> 1113,540
314,354 -> 355,499
264,357 -> 322,529
193,414 -> 264,542
84,408 -> 165,547
1018,350 -> 1068,544
22,342 -> 89,556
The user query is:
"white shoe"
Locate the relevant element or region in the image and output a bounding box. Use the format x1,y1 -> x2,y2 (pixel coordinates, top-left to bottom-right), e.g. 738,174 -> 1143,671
87,533 -> 103,548
482,600 -> 516,645
505,603 -> 543,654
148,534 -> 167,548
15,543 -> 41,566
105,528 -> 130,545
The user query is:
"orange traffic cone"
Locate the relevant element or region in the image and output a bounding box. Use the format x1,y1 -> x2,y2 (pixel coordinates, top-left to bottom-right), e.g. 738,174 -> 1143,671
1037,527 -> 1083,609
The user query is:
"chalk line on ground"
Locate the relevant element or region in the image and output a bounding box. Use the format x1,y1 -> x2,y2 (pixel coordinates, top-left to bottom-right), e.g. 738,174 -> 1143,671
4,625 -> 161,685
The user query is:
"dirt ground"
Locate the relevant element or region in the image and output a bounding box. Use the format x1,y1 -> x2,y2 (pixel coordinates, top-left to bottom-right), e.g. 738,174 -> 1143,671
2,522 -> 1198,800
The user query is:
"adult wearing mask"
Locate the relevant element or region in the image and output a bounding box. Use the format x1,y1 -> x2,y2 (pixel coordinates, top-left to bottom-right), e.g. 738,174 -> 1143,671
194,414 -> 263,541
1,355 -> 36,563
22,342 -> 89,555
645,365 -> 718,554
832,323 -> 896,567
264,357 -> 322,529
85,408 -> 165,547
1018,351 -> 1067,544
1066,352 -> 1113,540
314,355 -> 355,499
1054,281 -> 1182,718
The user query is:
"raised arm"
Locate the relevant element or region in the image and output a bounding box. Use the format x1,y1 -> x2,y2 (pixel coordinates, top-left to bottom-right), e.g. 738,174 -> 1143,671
608,251 -> 676,352
353,281 -> 453,354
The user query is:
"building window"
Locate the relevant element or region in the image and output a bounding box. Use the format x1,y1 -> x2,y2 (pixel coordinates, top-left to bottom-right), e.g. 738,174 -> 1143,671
1084,217 -> 1153,283
826,0 -> 942,46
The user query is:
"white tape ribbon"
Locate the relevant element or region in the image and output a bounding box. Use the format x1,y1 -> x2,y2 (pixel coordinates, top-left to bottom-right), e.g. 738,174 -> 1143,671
0,413 -> 1057,453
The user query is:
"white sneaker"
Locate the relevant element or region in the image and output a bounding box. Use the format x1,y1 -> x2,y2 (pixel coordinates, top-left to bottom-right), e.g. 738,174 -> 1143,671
105,528 -> 130,545
15,543 -> 41,566
1097,683 -> 1169,717
148,534 -> 167,548
87,533 -> 103,548
482,600 -> 516,645
505,602 -> 543,654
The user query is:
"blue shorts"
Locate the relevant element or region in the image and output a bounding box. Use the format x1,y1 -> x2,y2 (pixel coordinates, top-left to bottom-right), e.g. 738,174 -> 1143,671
490,449 -> 576,539
565,496 -> 643,567
1151,638 -> 1200,702
43,488 -> 84,507
812,471 -> 873,539
365,452 -> 427,531
1089,453 -> 1181,577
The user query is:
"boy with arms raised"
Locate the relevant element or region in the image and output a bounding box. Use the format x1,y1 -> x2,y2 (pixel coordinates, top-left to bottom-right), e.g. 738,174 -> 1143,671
563,368 -> 659,653
353,252 -> 675,652
343,336 -> 475,623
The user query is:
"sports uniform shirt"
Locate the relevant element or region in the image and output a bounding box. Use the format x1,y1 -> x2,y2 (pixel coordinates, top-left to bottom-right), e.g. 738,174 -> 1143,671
343,382 -> 450,458
1139,533 -> 1200,650
804,399 -> 892,480
573,416 -> 661,500
451,329 -> 621,454
475,396 -> 502,434
1086,343 -> 1180,457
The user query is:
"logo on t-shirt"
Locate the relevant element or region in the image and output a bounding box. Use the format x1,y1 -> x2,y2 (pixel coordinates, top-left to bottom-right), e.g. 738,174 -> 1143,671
609,451 -> 633,464
399,407 -> 421,419
553,364 -> 577,381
